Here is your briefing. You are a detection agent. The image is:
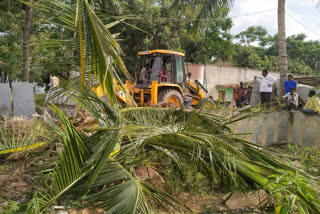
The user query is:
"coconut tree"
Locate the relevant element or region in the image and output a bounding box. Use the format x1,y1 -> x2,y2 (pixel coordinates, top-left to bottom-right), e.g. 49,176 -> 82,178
278,0 -> 288,96
22,0 -> 33,82
22,0 -> 132,106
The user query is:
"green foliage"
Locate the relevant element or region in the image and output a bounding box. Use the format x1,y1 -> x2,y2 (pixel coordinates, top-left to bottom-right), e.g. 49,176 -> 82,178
34,94 -> 46,109
24,0 -> 134,104
0,0 -> 24,79
1,200 -> 20,214
159,156 -> 212,195
285,145 -> 320,177
235,26 -> 272,47
268,171 -> 320,214
233,26 -> 319,75
25,85 -> 320,213
0,118 -> 48,153
108,0 -> 234,73
232,45 -> 263,69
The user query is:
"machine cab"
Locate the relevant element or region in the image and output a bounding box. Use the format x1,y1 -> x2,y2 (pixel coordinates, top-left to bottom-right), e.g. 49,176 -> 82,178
136,50 -> 186,88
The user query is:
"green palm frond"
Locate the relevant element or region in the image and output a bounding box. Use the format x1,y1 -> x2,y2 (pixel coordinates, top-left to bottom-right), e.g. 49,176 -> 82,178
27,104 -> 120,213
51,79 -> 119,126
26,105 -> 93,213
23,0 -> 133,106
28,87 -> 320,213
80,161 -> 160,213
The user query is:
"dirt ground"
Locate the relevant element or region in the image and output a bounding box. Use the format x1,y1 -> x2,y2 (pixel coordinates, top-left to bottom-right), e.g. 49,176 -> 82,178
0,145 -> 58,211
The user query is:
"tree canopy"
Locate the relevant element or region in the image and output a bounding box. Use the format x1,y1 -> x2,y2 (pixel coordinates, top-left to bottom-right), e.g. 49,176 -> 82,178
232,26 -> 317,75
0,0 -> 319,84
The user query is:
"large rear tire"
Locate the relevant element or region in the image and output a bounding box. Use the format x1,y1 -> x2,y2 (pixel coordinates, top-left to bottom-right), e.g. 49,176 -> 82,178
158,89 -> 183,108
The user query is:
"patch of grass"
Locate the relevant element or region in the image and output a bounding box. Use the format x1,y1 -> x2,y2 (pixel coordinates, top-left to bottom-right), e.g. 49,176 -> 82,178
34,93 -> 46,111
0,200 -> 20,214
276,144 -> 320,177
0,118 -> 50,151
0,117 -> 58,207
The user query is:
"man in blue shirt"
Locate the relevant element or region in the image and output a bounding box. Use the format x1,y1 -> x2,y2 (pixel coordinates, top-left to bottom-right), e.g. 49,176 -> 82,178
284,74 -> 297,95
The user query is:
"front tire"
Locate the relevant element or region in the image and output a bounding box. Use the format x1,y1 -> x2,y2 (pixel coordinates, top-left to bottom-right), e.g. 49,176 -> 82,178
158,89 -> 183,108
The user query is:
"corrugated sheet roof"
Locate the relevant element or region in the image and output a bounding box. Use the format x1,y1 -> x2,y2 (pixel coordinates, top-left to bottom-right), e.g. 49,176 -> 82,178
216,84 -> 240,88
295,77 -> 320,87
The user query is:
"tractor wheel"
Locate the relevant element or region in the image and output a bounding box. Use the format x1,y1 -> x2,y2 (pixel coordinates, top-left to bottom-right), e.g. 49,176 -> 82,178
158,89 -> 183,108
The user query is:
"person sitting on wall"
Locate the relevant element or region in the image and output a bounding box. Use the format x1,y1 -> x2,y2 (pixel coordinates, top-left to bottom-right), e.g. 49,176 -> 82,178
161,64 -> 167,82
282,87 -> 298,111
284,74 -> 297,95
302,90 -> 320,115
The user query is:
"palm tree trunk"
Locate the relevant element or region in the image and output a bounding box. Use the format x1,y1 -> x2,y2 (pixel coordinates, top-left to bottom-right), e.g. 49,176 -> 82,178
22,3 -> 33,82
278,0 -> 287,96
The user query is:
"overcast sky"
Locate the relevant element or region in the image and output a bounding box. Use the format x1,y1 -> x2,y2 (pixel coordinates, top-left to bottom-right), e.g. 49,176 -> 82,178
229,0 -> 320,41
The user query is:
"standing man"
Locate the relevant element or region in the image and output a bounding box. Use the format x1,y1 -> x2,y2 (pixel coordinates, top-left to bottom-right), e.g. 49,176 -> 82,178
260,69 -> 277,106
234,82 -> 247,107
284,74 -> 297,95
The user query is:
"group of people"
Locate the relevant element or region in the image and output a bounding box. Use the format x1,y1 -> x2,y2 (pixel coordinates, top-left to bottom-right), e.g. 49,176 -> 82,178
139,63 -> 168,84
259,69 -> 320,115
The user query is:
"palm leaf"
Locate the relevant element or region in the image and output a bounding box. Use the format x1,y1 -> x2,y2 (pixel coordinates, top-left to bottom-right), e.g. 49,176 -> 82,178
23,0 -> 134,106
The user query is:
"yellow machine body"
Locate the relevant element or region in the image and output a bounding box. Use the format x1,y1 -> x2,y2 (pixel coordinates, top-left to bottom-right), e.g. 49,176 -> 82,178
94,49 -> 208,108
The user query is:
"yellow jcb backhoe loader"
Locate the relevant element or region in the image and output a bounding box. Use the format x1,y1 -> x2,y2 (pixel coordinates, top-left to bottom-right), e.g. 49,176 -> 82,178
94,49 -> 210,108
45,49 -> 211,120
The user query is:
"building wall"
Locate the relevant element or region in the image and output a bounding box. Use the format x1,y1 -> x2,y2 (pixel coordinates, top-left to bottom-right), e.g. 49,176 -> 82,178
186,64 -> 205,85
187,64 -> 280,100
216,87 -> 234,102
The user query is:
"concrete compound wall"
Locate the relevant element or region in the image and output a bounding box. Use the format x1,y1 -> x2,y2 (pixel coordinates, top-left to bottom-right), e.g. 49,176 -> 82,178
187,64 -> 280,100
0,83 -> 11,116
230,111 -> 320,148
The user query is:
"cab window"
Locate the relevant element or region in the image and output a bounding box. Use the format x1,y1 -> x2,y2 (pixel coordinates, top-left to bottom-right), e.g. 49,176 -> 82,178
176,57 -> 184,83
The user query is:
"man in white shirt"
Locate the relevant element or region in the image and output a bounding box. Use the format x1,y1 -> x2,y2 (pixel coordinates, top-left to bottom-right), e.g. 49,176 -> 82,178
260,69 -> 277,107
283,87 -> 299,111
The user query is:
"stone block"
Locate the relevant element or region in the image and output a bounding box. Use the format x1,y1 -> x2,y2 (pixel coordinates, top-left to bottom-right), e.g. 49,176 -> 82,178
248,116 -> 264,144
273,112 -> 289,143
250,78 -> 261,107
291,112 -> 305,145
12,82 -> 35,117
0,83 -> 11,116
303,115 -> 319,147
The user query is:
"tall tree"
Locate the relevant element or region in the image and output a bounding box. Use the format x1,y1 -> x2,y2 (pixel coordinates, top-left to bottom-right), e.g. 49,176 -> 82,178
170,0 -> 233,37
22,1 -> 33,81
278,0 -> 287,95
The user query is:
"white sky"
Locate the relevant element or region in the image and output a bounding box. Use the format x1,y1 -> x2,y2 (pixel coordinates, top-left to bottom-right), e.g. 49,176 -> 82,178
229,0 -> 320,41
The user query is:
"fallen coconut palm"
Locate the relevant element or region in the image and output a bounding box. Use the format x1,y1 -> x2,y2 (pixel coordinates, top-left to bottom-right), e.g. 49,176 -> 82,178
25,87 -> 320,213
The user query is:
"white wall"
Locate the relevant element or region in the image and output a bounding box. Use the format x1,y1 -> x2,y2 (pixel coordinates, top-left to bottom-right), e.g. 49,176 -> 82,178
187,64 -> 280,100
